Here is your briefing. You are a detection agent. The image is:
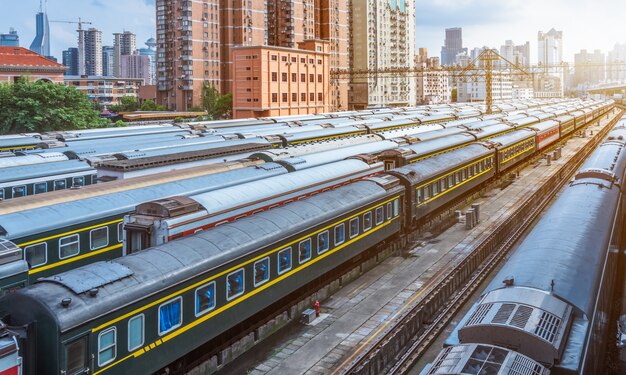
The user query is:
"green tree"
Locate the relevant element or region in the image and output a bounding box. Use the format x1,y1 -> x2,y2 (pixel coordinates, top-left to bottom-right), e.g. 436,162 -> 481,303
109,96 -> 139,113
200,83 -> 232,119
0,78 -> 109,134
139,99 -> 167,112
215,92 -> 232,119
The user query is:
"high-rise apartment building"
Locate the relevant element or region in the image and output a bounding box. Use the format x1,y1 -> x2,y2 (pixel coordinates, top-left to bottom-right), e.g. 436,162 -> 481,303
62,47 -> 79,76
156,0 -> 221,111
500,40 -> 530,67
113,31 -> 137,77
29,9 -> 50,57
573,49 -> 605,87
607,43 -> 626,83
138,38 -> 157,85
441,27 -> 466,66
350,0 -> 416,109
537,28 -> 564,96
0,28 -> 19,47
414,50 -> 449,105
78,28 -> 103,76
219,0 -> 267,95
457,75 -> 513,102
121,53 -> 153,84
102,46 -> 115,76
268,0 -> 316,48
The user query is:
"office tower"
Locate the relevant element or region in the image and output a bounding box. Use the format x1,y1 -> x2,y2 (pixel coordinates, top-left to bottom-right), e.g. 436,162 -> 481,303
499,40 -> 530,67
440,27 -> 466,66
574,49 -> 605,87
0,28 -> 19,47
29,4 -> 50,57
102,46 -> 115,76
62,47 -> 79,76
607,43 -> 626,83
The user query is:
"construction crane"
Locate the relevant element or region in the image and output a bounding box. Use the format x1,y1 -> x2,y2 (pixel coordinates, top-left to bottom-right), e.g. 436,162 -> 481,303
50,18 -> 93,31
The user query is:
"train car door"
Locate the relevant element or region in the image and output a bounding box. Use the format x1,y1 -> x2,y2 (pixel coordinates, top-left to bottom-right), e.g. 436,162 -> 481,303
62,333 -> 90,375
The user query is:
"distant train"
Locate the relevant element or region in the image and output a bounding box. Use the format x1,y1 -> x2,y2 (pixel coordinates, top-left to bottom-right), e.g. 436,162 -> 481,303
0,103 -> 614,375
424,116 -> 626,375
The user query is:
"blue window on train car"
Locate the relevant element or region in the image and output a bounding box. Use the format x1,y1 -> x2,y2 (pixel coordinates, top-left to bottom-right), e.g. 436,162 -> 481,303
226,269 -> 245,300
299,239 -> 311,263
24,243 -> 47,268
12,186 -> 26,198
334,224 -> 344,245
158,297 -> 182,335
254,258 -> 270,286
318,231 -> 329,254
54,179 -> 66,191
97,327 -> 116,366
278,247 -> 292,274
59,234 -> 80,259
72,177 -> 84,187
128,315 -> 144,351
363,212 -> 372,231
349,218 -> 359,238
34,182 -> 47,194
195,282 -> 216,316
375,207 -> 384,225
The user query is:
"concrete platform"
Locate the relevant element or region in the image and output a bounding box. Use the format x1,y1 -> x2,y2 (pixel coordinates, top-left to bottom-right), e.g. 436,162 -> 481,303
233,114 -> 617,375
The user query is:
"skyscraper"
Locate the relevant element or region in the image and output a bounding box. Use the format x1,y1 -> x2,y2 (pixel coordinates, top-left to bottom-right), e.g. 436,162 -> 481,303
113,31 -> 137,77
102,46 -> 115,76
500,40 -> 530,67
138,38 -> 157,85
121,53 -> 152,84
350,0 -> 416,108
62,47 -> 79,76
538,29 -> 563,67
573,49 -> 605,87
29,3 -> 50,57
441,27 -> 466,66
0,28 -> 19,47
78,28 -> 103,76
607,43 -> 626,83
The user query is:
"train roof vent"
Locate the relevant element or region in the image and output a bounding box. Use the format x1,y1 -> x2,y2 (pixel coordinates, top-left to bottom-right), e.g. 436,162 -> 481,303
40,262 -> 133,294
0,239 -> 21,266
509,353 -> 549,375
459,288 -> 572,366
136,196 -> 201,218
575,168 -> 616,182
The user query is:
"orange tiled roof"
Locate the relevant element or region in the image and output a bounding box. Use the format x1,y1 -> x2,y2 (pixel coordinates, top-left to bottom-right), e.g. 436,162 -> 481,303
0,46 -> 65,69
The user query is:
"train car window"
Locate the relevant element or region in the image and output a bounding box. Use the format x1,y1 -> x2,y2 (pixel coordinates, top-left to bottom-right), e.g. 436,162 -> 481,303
448,175 -> 454,187
54,179 -> 66,191
195,282 -> 216,316
278,248 -> 292,274
65,337 -> 87,375
72,177 -> 84,187
0,190 -> 3,200
462,169 -> 467,180
334,224 -> 345,245
349,218 -> 359,238
254,258 -> 270,286
11,186 -> 26,198
98,327 -> 117,367
128,315 -> 145,351
363,212 -> 372,231
24,243 -> 47,268
440,179 -> 446,192
299,239 -> 312,263
34,182 -> 47,194
393,199 -> 400,217
417,189 -> 422,204
318,231 -> 329,254
118,223 -> 123,243
59,234 -> 80,259
226,269 -> 245,300
90,227 -> 109,250
456,173 -> 461,184
387,203 -> 392,220
158,297 -> 183,335
432,182 -> 439,195
375,207 -> 384,225
423,186 -> 431,200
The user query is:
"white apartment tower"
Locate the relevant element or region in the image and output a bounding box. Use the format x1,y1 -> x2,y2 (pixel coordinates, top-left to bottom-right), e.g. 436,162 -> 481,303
78,28 -> 103,76
537,28 -> 564,96
113,31 -> 137,77
350,0 -> 416,109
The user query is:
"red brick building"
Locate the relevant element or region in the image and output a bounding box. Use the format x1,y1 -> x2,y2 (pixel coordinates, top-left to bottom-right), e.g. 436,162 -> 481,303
0,47 -> 66,83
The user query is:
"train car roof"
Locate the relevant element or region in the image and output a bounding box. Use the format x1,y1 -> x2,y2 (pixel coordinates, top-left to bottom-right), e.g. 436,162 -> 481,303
0,152 -> 68,168
0,163 -> 286,239
390,143 -> 492,183
0,160 -> 93,184
10,179 -> 392,331
484,128 -> 536,147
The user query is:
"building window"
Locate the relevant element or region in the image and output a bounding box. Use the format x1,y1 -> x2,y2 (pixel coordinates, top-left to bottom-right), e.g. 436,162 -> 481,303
300,58 -> 305,63
301,93 -> 306,101
318,93 -> 323,101
318,74 -> 322,82
309,74 -> 314,82
282,93 -> 288,102
281,56 -> 287,62
282,72 -> 287,82
271,55 -> 277,61
292,93 -> 298,102
291,57 -> 297,62
272,93 -> 278,103
292,73 -> 297,82
271,72 -> 277,82
310,93 -> 315,101
301,73 -> 306,82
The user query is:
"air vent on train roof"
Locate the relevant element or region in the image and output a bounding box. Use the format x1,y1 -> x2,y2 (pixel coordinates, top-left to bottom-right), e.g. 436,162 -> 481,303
135,196 -> 201,218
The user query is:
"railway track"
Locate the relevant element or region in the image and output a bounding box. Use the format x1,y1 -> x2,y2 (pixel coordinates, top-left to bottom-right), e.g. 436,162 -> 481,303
334,110 -> 625,375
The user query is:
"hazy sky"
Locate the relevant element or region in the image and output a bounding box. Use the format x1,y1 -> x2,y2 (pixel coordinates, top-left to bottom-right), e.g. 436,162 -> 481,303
1,0 -> 625,63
